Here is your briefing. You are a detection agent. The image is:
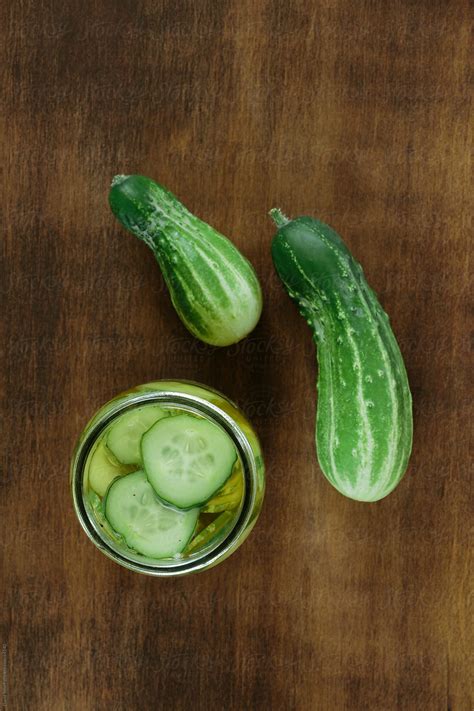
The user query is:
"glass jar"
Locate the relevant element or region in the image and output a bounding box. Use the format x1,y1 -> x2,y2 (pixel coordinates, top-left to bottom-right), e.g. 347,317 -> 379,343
71,380 -> 265,576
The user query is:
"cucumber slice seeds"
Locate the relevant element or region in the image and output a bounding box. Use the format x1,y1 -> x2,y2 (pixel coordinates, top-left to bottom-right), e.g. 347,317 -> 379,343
141,414 -> 237,509
104,471 -> 199,558
107,405 -> 167,464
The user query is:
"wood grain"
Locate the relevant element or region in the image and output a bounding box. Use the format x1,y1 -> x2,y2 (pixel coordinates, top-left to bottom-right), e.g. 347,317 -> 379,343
2,1 -> 472,709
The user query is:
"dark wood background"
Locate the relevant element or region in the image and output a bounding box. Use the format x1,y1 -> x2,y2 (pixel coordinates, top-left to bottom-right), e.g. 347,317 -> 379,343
3,1 -> 472,709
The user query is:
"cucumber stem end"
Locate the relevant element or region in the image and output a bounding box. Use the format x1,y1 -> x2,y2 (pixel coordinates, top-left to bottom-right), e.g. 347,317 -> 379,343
111,174 -> 129,188
269,208 -> 290,228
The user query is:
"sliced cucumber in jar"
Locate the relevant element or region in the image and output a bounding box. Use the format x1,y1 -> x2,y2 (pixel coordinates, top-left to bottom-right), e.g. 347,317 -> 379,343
88,441 -> 136,497
184,510 -> 234,554
141,414 -> 237,509
104,470 -> 199,558
107,405 -> 167,465
202,464 -> 244,513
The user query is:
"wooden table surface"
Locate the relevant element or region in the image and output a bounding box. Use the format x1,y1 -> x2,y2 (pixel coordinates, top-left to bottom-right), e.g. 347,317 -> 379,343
3,1 -> 472,709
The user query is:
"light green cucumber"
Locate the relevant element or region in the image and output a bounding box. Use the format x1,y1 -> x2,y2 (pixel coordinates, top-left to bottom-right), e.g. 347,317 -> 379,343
109,175 -> 262,346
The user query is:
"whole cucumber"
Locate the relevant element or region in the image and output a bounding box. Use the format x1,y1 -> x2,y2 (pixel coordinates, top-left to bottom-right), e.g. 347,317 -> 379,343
109,175 -> 262,346
271,209 -> 413,502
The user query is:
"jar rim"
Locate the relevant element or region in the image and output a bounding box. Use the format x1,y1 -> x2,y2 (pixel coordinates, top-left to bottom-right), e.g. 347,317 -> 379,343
71,387 -> 259,576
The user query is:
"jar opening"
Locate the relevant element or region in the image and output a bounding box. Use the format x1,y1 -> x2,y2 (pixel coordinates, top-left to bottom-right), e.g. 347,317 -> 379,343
71,390 -> 259,576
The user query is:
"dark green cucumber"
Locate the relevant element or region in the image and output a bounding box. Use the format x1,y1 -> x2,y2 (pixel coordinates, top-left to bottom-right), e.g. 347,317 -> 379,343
109,175 -> 262,346
271,210 -> 413,502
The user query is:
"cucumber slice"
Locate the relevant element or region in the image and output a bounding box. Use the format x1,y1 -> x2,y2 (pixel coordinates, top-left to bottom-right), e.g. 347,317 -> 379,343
141,414 -> 237,509
88,441 -> 136,497
107,405 -> 168,464
104,470 -> 199,558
